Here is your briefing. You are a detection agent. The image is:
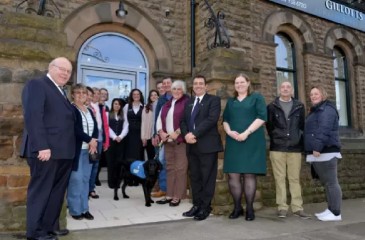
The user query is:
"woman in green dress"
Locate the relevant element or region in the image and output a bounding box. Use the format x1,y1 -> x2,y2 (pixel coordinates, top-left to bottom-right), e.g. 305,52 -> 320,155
223,73 -> 267,221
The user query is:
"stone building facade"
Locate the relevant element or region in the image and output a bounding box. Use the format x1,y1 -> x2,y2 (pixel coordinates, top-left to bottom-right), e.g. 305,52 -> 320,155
0,0 -> 364,231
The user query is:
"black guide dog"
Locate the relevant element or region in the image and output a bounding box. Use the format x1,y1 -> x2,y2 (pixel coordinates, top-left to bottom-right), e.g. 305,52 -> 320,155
114,157 -> 162,207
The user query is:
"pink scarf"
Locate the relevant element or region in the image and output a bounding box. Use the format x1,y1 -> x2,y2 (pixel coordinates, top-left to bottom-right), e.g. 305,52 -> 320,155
101,106 -> 110,150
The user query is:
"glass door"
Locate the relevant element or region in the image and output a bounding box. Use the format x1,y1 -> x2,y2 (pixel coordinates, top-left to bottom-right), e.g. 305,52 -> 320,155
81,68 -> 137,108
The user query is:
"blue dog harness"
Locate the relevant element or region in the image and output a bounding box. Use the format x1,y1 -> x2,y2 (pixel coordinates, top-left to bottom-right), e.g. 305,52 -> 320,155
130,160 -> 146,179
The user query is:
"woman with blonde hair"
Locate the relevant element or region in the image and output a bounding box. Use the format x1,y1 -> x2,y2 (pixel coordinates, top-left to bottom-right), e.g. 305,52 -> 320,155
305,85 -> 342,221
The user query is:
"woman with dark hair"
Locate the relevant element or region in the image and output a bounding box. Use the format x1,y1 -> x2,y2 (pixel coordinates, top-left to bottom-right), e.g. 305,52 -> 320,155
305,86 -> 342,221
223,73 -> 267,221
107,98 -> 129,200
124,89 -> 145,161
141,90 -> 160,159
67,84 -> 98,220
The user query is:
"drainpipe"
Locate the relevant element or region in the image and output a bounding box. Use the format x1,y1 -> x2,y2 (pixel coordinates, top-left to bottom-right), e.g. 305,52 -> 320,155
191,0 -> 196,73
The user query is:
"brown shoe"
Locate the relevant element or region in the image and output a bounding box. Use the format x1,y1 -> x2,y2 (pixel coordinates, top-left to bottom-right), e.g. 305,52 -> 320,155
151,191 -> 166,198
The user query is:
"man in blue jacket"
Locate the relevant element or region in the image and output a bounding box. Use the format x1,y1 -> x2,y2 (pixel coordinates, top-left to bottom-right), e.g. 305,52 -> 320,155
152,77 -> 172,199
21,57 -> 75,240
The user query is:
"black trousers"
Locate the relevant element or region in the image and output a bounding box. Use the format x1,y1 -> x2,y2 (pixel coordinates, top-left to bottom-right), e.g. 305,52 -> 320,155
145,139 -> 155,160
106,140 -> 125,189
187,144 -> 218,210
26,157 -> 72,238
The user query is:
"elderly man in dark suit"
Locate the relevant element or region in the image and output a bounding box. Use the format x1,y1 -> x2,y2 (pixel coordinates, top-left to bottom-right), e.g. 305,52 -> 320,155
181,75 -> 223,221
21,57 -> 75,240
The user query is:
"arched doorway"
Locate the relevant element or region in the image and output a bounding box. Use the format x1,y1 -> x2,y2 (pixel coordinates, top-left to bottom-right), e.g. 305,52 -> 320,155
77,32 -> 149,106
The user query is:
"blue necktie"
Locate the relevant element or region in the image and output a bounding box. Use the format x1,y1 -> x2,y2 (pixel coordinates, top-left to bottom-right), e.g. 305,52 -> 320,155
189,98 -> 200,131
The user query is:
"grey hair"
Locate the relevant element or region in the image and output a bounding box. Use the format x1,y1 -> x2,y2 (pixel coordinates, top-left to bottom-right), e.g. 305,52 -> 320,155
171,80 -> 187,93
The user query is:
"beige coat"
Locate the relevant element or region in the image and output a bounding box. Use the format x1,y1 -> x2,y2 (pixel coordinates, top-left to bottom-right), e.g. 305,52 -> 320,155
141,106 -> 155,140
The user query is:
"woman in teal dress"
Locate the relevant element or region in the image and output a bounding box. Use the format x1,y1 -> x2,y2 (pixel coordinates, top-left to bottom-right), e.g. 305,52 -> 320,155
223,73 -> 267,221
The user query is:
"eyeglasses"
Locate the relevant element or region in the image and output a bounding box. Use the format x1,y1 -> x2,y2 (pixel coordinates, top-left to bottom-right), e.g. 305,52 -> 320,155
73,90 -> 87,94
53,64 -> 72,75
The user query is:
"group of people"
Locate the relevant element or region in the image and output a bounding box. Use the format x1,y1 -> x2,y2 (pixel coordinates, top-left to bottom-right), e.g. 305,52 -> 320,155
21,56 -> 342,240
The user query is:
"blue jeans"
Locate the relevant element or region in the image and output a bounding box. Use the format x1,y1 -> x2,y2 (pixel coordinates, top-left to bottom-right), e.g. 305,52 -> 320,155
158,145 -> 167,192
89,142 -> 102,192
67,149 -> 92,216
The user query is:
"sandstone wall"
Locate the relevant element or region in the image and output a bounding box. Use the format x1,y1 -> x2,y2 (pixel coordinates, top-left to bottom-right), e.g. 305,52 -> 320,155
0,0 -> 364,232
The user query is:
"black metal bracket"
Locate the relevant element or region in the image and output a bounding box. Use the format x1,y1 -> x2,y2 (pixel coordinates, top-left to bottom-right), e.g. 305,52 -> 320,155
203,0 -> 230,50
16,0 -> 61,18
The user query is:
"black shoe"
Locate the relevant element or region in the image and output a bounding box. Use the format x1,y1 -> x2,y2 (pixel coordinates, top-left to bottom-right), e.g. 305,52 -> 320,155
156,198 -> 172,204
169,199 -> 181,207
95,179 -> 101,186
194,209 -> 210,221
229,208 -> 244,219
82,211 -> 94,220
71,214 -> 84,220
89,191 -> 99,199
27,236 -> 58,240
245,210 -> 255,221
182,206 -> 200,217
48,229 -> 69,236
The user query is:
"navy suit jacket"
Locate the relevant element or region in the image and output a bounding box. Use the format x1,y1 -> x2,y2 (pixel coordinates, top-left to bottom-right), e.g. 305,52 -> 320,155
181,94 -> 223,154
20,76 -> 76,160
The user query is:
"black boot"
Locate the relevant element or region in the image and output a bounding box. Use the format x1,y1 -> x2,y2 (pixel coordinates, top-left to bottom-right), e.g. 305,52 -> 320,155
245,209 -> 255,221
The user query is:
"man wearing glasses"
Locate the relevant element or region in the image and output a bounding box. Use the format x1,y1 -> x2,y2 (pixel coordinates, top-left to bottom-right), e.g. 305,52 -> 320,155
21,57 -> 75,240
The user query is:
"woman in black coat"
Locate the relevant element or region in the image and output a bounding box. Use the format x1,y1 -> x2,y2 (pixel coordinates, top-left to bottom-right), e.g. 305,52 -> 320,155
67,84 -> 98,220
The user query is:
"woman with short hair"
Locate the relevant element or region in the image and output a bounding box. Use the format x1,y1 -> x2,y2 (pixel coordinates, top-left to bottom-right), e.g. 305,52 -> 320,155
67,84 -> 98,220
156,80 -> 190,206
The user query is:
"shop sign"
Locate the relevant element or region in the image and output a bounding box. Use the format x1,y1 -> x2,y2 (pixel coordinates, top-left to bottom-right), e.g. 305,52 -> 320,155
268,0 -> 365,32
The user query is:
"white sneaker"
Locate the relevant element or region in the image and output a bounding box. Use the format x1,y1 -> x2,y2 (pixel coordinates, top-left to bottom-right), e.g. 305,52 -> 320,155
317,211 -> 342,221
315,209 -> 331,218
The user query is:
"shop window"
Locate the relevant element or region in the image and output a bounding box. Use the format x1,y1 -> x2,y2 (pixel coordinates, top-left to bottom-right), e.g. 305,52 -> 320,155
274,33 -> 298,97
333,47 -> 351,126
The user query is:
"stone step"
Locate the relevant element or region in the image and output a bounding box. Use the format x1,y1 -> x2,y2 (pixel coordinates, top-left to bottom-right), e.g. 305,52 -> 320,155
0,11 -> 62,32
0,39 -> 74,61
0,25 -> 67,47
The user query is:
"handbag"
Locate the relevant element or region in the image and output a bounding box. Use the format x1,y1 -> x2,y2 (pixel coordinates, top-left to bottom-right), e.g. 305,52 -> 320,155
89,152 -> 101,162
76,105 -> 100,162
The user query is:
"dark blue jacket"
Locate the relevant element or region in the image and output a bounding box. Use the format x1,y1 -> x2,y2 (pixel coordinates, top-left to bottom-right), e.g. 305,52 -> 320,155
153,93 -> 172,135
20,76 -> 76,159
304,100 -> 341,154
72,106 -> 98,171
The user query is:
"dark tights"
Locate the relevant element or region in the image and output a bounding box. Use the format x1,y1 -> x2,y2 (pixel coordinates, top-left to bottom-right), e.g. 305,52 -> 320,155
228,173 -> 257,212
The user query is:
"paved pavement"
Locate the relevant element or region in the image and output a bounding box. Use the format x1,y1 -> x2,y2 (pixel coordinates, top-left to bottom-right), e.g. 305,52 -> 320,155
2,173 -> 365,240
66,183 -> 193,230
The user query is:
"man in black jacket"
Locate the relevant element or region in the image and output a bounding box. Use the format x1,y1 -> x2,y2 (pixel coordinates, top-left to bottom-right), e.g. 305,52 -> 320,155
181,75 -> 223,221
266,81 -> 310,219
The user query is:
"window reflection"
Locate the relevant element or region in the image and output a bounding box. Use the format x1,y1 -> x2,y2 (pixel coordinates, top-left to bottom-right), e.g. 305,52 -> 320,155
275,33 -> 297,97
80,34 -> 147,68
333,47 -> 350,126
